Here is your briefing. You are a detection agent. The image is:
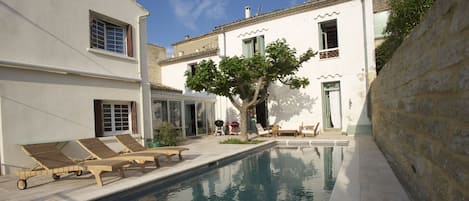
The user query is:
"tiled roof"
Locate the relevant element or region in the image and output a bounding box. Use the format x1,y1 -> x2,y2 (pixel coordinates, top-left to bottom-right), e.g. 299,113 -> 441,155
150,83 -> 182,93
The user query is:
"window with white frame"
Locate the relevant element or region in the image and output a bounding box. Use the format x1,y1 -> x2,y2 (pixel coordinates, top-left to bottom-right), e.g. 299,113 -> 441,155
243,35 -> 265,57
319,19 -> 339,59
94,100 -> 136,137
90,11 -> 133,57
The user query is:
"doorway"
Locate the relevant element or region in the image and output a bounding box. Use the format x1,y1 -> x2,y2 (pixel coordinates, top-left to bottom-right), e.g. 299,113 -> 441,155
322,82 -> 342,129
255,100 -> 268,128
185,102 -> 196,136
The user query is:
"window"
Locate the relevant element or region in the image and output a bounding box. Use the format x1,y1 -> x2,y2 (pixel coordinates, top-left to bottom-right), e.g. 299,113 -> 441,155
373,11 -> 390,39
319,19 -> 339,59
94,100 -> 136,137
188,63 -> 197,76
90,11 -> 133,57
152,100 -> 182,130
243,35 -> 265,57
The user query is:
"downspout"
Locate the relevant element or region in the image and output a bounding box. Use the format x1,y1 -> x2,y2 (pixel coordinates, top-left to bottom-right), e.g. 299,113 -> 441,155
361,0 -> 372,120
361,0 -> 370,92
138,14 -> 153,141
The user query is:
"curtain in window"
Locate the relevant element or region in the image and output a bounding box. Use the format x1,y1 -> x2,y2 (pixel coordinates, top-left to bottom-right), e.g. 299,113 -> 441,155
243,39 -> 254,57
257,36 -> 265,56
328,91 -> 341,128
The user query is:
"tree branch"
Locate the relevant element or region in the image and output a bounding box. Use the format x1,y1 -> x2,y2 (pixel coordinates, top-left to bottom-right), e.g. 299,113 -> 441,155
247,77 -> 265,107
228,95 -> 241,110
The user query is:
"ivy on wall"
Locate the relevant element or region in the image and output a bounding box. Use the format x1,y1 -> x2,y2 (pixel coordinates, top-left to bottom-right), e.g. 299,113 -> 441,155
376,0 -> 434,73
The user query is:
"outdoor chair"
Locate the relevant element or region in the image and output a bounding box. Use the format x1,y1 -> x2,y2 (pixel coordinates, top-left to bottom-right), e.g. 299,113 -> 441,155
16,142 -> 129,190
255,123 -> 271,137
77,138 -> 161,169
115,134 -> 189,161
300,122 -> 320,137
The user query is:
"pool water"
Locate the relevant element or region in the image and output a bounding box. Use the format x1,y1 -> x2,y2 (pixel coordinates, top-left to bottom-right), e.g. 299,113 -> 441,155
131,146 -> 344,201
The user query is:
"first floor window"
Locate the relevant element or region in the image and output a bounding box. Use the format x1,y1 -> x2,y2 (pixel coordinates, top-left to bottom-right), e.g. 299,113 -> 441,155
94,100 -> 137,137
243,35 -> 265,57
90,11 -> 133,57
319,19 -> 339,59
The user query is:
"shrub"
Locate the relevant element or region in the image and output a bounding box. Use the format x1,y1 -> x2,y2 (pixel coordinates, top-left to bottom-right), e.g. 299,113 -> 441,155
157,122 -> 183,146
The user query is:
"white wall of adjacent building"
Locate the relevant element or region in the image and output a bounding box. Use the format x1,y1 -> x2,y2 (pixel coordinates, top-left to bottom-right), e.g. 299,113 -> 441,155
218,0 -> 375,132
0,0 -> 149,175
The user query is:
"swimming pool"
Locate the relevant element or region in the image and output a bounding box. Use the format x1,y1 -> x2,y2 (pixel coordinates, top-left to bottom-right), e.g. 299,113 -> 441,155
105,143 -> 345,201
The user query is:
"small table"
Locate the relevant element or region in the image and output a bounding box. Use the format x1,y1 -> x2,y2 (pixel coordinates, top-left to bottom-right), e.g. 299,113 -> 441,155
277,130 -> 299,137
271,125 -> 298,137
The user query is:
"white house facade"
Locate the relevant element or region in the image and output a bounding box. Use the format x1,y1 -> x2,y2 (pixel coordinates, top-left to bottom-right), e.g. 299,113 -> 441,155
0,0 -> 150,175
218,0 -> 376,133
162,0 -> 375,135
159,49 -> 219,137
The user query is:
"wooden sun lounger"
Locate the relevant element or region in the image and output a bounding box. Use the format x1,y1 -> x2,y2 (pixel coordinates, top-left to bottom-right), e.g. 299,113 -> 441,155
16,142 -> 129,190
115,134 -> 189,161
301,122 -> 320,137
77,138 -> 161,169
255,123 -> 271,137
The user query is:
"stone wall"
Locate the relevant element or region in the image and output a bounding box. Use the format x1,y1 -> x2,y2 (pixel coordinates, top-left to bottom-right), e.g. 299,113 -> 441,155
370,0 -> 469,200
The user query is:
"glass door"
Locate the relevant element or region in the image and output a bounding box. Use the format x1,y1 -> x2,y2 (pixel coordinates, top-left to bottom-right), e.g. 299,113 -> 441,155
322,82 -> 342,129
185,101 -> 196,136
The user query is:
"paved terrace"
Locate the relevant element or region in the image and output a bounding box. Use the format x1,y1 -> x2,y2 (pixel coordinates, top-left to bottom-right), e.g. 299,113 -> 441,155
0,133 -> 410,201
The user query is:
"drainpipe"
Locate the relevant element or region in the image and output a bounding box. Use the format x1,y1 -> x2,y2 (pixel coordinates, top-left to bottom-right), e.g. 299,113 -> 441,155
361,0 -> 373,120
138,15 -> 153,141
361,0 -> 370,92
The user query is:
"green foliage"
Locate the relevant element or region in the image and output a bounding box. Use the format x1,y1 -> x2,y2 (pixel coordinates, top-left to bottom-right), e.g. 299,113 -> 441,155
376,0 -> 434,72
185,39 -> 316,138
157,122 -> 183,146
220,138 -> 264,144
186,39 -> 315,102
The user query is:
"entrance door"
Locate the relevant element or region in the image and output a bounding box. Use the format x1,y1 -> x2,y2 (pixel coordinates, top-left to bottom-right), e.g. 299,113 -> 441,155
322,82 -> 342,129
185,102 -> 196,136
255,100 -> 268,128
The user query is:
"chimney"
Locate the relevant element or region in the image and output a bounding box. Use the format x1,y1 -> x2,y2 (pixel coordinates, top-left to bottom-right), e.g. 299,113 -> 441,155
184,35 -> 190,40
245,6 -> 251,18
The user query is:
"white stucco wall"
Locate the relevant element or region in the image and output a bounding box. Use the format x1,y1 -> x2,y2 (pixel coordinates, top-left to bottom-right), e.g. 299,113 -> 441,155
0,0 -> 149,175
0,0 -> 147,79
219,0 -> 374,131
161,56 -> 241,125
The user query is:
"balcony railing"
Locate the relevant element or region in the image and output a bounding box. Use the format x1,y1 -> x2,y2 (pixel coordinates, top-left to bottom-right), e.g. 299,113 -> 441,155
319,48 -> 339,59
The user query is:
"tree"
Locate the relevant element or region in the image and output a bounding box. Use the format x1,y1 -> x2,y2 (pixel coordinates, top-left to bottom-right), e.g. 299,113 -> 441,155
375,0 -> 434,72
185,39 -> 316,141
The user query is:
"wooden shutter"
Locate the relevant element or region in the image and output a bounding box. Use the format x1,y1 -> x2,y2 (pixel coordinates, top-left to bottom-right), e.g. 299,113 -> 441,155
94,100 -> 104,137
126,24 -> 133,57
131,101 -> 138,134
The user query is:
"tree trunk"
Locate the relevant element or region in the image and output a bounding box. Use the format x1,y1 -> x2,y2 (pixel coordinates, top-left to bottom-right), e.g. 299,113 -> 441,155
239,104 -> 249,141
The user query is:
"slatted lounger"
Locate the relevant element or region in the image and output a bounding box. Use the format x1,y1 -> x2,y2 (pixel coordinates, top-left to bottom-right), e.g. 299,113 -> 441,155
115,134 -> 189,161
255,123 -> 271,137
16,142 -> 129,190
77,138 -> 161,169
300,122 -> 320,137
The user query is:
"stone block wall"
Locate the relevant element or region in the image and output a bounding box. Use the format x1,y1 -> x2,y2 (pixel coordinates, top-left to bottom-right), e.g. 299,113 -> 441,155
370,0 -> 469,200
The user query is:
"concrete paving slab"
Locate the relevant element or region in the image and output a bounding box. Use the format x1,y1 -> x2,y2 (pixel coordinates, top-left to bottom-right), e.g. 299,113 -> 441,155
0,133 -> 410,201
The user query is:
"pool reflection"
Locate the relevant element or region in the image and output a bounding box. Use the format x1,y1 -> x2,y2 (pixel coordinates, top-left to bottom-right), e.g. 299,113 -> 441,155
141,146 -> 344,201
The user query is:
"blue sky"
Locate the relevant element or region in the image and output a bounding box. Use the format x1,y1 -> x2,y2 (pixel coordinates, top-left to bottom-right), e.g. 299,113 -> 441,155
136,0 -> 304,56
